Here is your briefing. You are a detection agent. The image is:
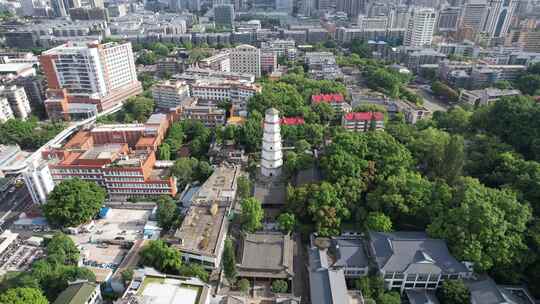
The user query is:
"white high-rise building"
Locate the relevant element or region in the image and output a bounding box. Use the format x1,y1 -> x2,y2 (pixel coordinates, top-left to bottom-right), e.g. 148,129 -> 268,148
404,8 -> 437,47
39,41 -> 142,120
389,5 -> 410,29
261,108 -> 282,178
230,44 -> 261,78
483,0 -> 518,38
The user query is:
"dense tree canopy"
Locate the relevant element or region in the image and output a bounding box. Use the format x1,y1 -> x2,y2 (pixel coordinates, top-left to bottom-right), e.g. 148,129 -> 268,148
46,233 -> 79,265
43,179 -> 106,228
0,287 -> 48,304
156,196 -> 178,231
437,279 -> 470,304
139,240 -> 182,273
0,118 -> 66,150
240,197 -> 264,232
428,177 -> 531,271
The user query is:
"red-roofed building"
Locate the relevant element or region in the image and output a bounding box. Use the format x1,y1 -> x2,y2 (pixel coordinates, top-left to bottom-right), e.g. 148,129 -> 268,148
280,117 -> 305,125
311,93 -> 352,113
342,112 -> 385,132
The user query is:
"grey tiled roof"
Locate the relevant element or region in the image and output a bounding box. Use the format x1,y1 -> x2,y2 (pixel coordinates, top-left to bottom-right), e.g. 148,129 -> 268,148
308,247 -> 350,304
237,232 -> 294,279
332,238 -> 369,268
466,277 -> 535,304
369,231 -> 469,274
406,290 -> 440,304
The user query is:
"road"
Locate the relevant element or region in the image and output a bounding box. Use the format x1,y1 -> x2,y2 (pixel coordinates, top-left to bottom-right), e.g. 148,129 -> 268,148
410,86 -> 450,113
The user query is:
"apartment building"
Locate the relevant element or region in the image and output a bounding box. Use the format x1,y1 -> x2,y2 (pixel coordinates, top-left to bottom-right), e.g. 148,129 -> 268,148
198,51 -> 231,72
0,97 -> 14,123
311,94 -> 352,113
260,50 -> 277,74
175,68 -> 255,84
0,85 -> 31,120
39,41 -> 142,121
181,99 -> 226,128
260,39 -> 297,61
305,52 -> 343,80
43,114 -> 177,200
190,79 -> 261,113
404,8 -> 436,47
152,80 -> 191,109
229,44 -> 261,78
341,112 -> 384,132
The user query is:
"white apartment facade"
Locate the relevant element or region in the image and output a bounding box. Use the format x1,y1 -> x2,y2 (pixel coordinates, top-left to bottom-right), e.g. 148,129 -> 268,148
198,51 -> 231,72
404,8 -> 437,47
39,41 -> 142,119
229,44 -> 261,78
152,80 -> 191,109
0,97 -> 14,123
0,85 -> 31,120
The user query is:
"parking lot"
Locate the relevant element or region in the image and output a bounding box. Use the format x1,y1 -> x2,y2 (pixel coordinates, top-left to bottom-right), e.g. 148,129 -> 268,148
0,236 -> 43,274
70,209 -> 150,269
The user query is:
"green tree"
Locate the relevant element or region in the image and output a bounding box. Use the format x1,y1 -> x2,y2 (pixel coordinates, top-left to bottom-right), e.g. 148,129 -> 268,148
312,102 -> 336,125
178,264 -> 209,282
222,239 -> 237,283
121,268 -> 134,284
156,196 -> 177,231
46,233 -> 79,265
139,240 -> 182,273
277,213 -> 296,234
236,176 -> 252,200
494,80 -> 512,89
237,278 -> 250,294
432,107 -> 472,134
121,96 -> 155,122
151,43 -> 170,57
515,74 -> 540,95
271,280 -> 288,293
365,212 -> 392,232
367,170 -> 433,229
136,51 -> 157,65
431,81 -> 459,103
437,279 -> 470,304
159,143 -> 171,160
43,179 -> 106,228
377,292 -> 401,304
428,177 -> 531,272
240,197 -> 264,232
0,288 -> 48,304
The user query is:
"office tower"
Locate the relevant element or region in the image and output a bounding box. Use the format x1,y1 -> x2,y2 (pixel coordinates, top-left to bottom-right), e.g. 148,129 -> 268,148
337,0 -> 365,18
298,0 -> 315,16
483,0 -> 518,38
438,7 -> 461,32
39,42 -> 142,121
461,0 -> 488,33
389,5 -> 410,29
51,0 -> 68,17
368,3 -> 389,17
230,45 -> 261,78
214,4 -> 235,28
276,0 -> 293,14
404,8 -> 437,47
0,86 -> 31,120
318,0 -> 336,11
261,108 -> 282,178
21,0 -> 35,16
169,0 -> 182,11
358,15 -> 388,30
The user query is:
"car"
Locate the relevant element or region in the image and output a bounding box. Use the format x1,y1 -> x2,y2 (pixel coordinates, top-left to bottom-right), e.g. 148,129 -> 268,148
114,236 -> 125,240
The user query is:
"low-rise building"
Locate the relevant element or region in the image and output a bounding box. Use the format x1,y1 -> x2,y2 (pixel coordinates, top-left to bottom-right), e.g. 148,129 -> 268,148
53,281 -> 102,304
171,165 -> 240,269
152,80 -> 191,109
190,79 -> 261,114
237,232 -> 294,282
311,94 -> 352,113
369,231 -> 472,293
341,112 -> 384,132
459,88 -> 521,106
43,114 -> 177,200
305,52 -> 343,80
0,97 -> 13,123
181,99 -> 226,128
198,50 -> 231,72
260,51 -> 277,74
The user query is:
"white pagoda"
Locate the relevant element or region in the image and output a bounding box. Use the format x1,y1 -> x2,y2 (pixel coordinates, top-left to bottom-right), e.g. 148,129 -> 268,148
261,108 -> 283,177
